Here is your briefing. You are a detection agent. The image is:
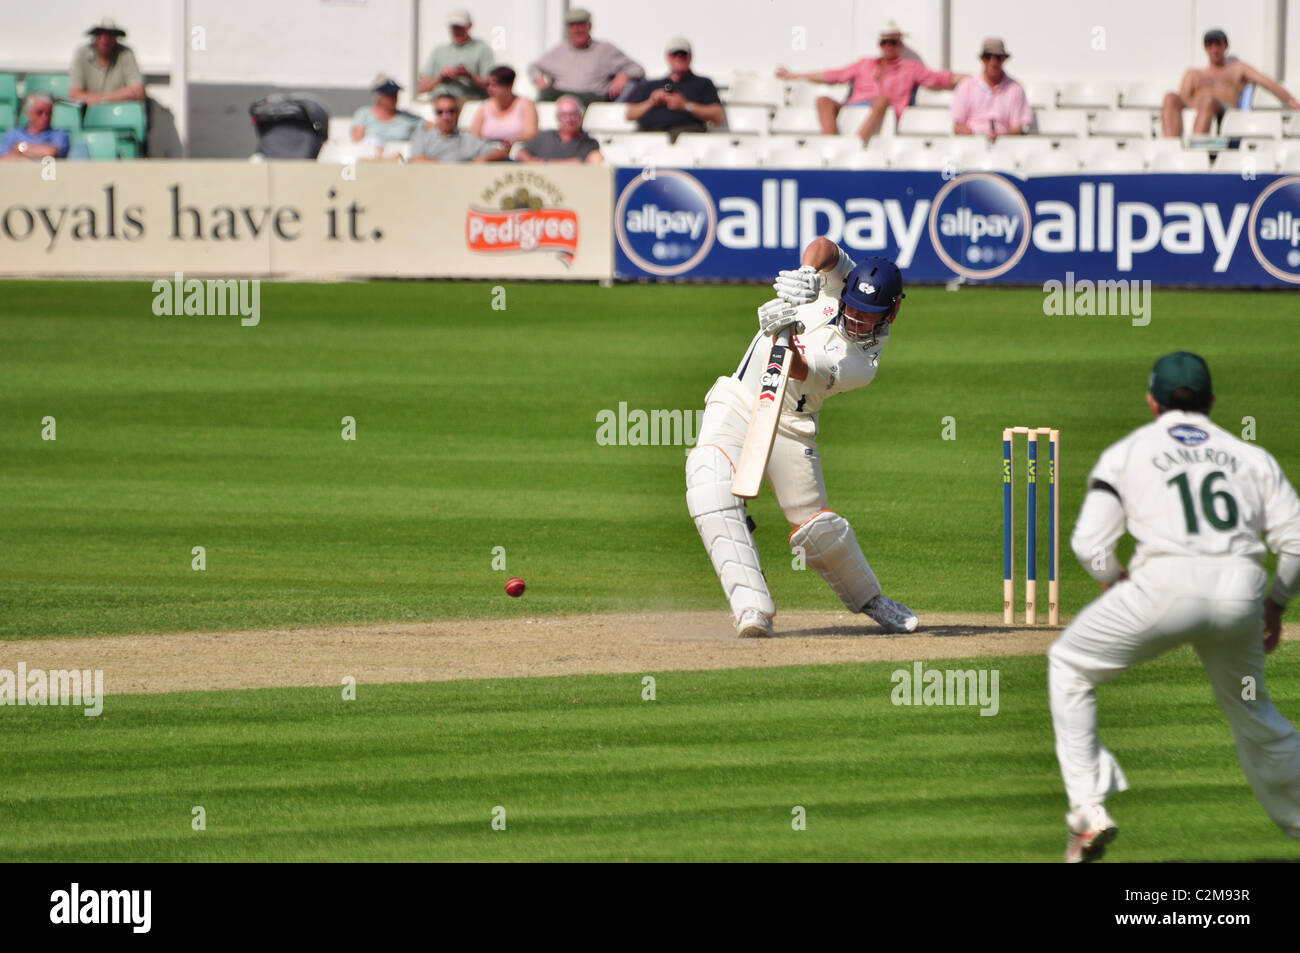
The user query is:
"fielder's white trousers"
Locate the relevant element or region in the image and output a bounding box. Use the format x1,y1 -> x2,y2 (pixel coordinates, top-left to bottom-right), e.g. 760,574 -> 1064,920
1049,557 -> 1300,838
697,376 -> 828,526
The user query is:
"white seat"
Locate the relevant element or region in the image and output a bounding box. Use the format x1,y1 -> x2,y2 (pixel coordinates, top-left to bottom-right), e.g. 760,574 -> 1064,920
1020,150 -> 1083,175
599,142 -> 634,166
1084,150 -> 1146,172
1220,111 -> 1284,140
837,147 -> 890,170
603,132 -> 671,164
724,74 -> 785,107
1119,81 -> 1167,110
1022,81 -> 1058,110
583,102 -> 636,134
697,140 -> 758,168
801,134 -> 865,163
1090,111 -> 1154,138
913,87 -> 954,108
1058,80 -> 1118,110
1180,107 -> 1221,138
786,82 -> 850,109
317,140 -> 380,163
457,101 -> 481,131
644,142 -> 697,168
758,146 -> 822,168
1213,147 -> 1279,174
889,142 -> 948,171
838,103 -> 894,137
1250,88 -> 1288,110
1031,108 -> 1089,137
769,107 -> 822,135
987,135 -> 1056,168
1076,137 -> 1145,167
673,132 -> 723,160
535,102 -> 557,130
896,108 -> 953,137
1148,150 -> 1212,172
327,117 -> 354,143
722,104 -> 772,135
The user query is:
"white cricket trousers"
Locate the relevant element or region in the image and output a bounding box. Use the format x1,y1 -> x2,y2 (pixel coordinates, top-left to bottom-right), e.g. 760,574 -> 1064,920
1048,557 -> 1300,838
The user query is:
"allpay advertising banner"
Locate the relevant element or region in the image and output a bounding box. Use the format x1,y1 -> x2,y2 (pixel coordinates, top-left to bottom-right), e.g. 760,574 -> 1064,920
613,168 -> 1300,287
0,161 -> 613,280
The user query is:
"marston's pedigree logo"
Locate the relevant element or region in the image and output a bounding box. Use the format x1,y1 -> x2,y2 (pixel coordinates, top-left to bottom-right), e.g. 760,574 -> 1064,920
467,175 -> 578,264
1247,175 -> 1300,284
928,172 -> 1032,280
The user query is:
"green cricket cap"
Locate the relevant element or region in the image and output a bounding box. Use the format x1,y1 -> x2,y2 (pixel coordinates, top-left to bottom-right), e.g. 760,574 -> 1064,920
1150,351 -> 1212,406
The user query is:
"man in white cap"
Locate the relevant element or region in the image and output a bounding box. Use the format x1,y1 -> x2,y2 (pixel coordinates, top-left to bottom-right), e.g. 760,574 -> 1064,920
950,37 -> 1032,139
69,17 -> 144,104
776,19 -> 962,143
418,9 -> 494,100
528,7 -> 644,105
625,37 -> 724,138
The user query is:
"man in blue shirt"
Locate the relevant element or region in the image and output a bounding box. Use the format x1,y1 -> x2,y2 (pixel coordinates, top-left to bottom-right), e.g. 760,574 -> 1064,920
1,94 -> 70,160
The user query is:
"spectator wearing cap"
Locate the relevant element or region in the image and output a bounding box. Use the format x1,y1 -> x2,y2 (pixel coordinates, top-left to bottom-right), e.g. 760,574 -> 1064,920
528,8 -> 644,105
517,95 -> 603,164
625,38 -> 724,139
351,74 -> 423,145
950,38 -> 1031,139
417,9 -> 494,101
471,66 -> 537,147
408,94 -> 509,163
776,19 -> 962,143
1161,28 -> 1300,137
1,93 -> 70,161
69,17 -> 145,104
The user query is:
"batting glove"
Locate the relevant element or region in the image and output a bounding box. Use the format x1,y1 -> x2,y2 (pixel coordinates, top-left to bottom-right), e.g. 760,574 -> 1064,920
757,298 -> 804,336
773,265 -> 821,305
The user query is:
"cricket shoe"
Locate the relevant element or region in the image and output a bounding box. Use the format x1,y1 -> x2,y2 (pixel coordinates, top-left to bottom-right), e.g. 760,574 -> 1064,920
735,607 -> 774,638
863,594 -> 918,633
1065,804 -> 1118,863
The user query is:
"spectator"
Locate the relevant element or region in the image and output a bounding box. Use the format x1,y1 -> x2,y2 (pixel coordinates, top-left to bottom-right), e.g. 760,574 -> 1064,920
950,38 -> 1032,139
1,94 -> 70,160
417,9 -> 494,101
351,74 -> 423,146
625,37 -> 724,140
471,66 -> 538,148
1162,28 -> 1300,137
69,17 -> 145,104
408,95 -> 508,163
517,95 -> 603,164
528,8 -> 644,105
776,20 -> 962,143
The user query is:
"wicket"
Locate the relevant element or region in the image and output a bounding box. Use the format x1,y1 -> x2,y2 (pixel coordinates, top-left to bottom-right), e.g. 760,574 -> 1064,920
1003,427 -> 1060,626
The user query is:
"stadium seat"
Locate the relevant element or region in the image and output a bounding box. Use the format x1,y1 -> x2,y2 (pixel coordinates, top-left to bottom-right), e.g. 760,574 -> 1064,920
785,82 -> 849,109
0,73 -> 18,108
889,141 -> 947,171
583,101 -> 636,134
697,140 -> 759,168
1213,147 -> 1278,174
1250,87 -> 1287,110
50,101 -> 83,133
598,141 -> 634,166
1180,107 -> 1218,137
1031,108 -> 1089,137
769,107 -> 822,135
1220,111 -> 1283,140
722,104 -> 772,135
896,108 -> 952,137
1089,110 -> 1153,138
457,100 -> 481,131
1085,150 -> 1146,172
23,72 -> 69,100
71,130 -> 119,160
838,103 -> 893,138
1076,136 -> 1144,167
671,132 -> 717,161
801,134 -> 864,164
837,147 -> 889,170
381,141 -> 411,161
327,116 -> 352,143
640,141 -> 696,168
913,87 -> 953,108
603,132 -> 670,164
724,73 -> 785,107
1148,150 -> 1212,172
1119,81 -> 1166,110
1022,81 -> 1058,110
0,101 -> 17,132
83,101 -> 147,153
1020,149 -> 1083,174
987,135 -> 1056,169
1058,80 -> 1118,110
535,101 -> 557,130
758,145 -> 821,168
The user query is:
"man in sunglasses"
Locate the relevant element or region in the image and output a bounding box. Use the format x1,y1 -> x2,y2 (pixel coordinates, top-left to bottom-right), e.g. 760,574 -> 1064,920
775,20 -> 962,144
408,95 -> 509,163
950,38 -> 1032,140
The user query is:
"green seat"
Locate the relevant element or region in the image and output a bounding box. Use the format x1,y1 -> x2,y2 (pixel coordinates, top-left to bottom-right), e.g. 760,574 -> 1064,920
0,102 -> 15,133
84,101 -> 147,149
115,138 -> 138,159
51,101 -> 83,132
71,130 -> 117,160
0,73 -> 18,108
24,73 -> 70,100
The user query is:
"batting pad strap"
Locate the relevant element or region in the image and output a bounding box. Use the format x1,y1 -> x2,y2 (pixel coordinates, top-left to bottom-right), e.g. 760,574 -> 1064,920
789,510 -> 882,612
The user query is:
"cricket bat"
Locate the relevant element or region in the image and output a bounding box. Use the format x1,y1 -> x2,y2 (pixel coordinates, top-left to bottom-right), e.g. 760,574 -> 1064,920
731,327 -> 794,498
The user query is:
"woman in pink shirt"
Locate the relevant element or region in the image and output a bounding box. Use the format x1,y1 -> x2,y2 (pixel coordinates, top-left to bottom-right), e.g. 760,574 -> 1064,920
777,20 -> 962,144
471,66 -> 538,147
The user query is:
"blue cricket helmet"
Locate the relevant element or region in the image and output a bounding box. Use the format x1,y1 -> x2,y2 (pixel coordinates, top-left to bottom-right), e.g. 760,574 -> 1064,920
841,257 -> 905,317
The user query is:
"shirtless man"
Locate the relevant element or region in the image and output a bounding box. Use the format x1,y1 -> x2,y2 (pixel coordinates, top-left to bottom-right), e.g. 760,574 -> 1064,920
1162,28 -> 1300,137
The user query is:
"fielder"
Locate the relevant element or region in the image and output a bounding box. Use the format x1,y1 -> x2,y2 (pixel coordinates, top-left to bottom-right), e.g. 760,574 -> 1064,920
1051,352 -> 1300,862
684,237 -> 918,638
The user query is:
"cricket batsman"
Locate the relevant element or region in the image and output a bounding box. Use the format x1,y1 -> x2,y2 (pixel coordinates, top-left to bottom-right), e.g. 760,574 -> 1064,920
1051,352 -> 1300,862
684,237 -> 918,638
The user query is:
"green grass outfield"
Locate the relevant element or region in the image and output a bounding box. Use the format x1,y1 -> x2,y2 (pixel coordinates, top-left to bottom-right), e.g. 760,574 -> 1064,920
4,649 -> 1299,862
1,280 -> 1297,638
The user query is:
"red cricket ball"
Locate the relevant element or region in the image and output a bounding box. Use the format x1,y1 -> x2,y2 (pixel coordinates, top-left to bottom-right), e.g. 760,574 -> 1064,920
505,577 -> 526,597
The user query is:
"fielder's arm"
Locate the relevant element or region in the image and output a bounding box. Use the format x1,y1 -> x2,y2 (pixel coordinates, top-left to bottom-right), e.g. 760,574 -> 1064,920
1070,481 -> 1127,584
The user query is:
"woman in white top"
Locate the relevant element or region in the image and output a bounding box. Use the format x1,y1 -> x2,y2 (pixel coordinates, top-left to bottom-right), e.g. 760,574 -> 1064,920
471,66 -> 537,147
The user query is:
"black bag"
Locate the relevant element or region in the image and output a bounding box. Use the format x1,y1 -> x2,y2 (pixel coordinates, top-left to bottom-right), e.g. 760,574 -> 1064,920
249,95 -> 329,159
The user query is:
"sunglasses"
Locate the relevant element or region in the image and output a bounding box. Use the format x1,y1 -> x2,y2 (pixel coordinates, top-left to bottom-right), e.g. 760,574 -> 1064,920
879,38 -> 901,46
28,107 -> 52,114
981,53 -> 1007,61
668,50 -> 690,57
436,108 -> 459,115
